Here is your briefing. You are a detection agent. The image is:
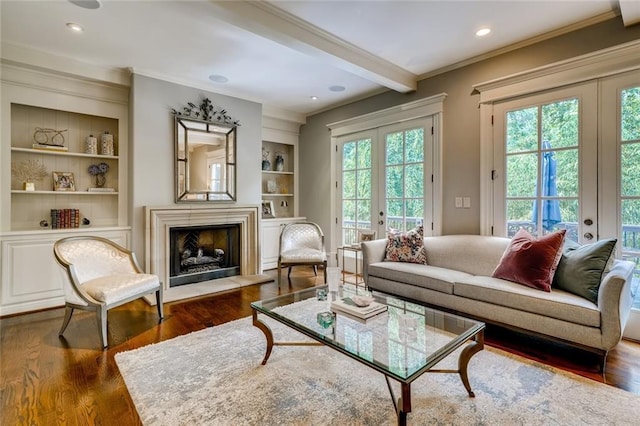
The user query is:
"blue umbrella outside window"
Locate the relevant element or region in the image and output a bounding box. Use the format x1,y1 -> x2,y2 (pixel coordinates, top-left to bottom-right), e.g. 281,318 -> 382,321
532,141 -> 562,231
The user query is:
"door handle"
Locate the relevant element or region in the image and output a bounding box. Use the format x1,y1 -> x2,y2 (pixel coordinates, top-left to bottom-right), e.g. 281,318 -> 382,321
378,220 -> 384,225
584,219 -> 593,226
583,232 -> 593,240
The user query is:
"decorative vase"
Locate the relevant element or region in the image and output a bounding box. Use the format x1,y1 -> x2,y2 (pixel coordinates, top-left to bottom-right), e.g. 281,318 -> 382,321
275,154 -> 285,172
85,135 -> 98,155
23,182 -> 35,191
261,147 -> 271,171
95,174 -> 106,188
100,131 -> 114,156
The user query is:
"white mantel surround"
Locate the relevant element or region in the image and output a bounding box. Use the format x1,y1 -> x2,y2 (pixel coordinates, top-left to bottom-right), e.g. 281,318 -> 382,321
144,204 -> 270,303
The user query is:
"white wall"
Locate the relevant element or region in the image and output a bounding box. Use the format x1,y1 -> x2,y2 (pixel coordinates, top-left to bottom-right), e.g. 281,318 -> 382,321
130,74 -> 262,262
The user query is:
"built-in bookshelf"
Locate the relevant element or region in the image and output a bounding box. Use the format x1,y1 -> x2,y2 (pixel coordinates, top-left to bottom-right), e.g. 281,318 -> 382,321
261,140 -> 295,218
9,104 -> 121,231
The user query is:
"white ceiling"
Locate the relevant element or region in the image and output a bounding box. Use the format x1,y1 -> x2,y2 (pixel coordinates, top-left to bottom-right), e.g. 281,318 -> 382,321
1,1 -> 635,120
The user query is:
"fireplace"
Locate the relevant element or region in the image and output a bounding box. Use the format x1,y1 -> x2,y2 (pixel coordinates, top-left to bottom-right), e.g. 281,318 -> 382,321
169,224 -> 241,287
145,205 -> 265,303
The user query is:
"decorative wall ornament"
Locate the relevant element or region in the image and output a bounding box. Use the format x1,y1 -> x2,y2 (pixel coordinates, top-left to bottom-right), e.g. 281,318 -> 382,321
171,97 -> 240,126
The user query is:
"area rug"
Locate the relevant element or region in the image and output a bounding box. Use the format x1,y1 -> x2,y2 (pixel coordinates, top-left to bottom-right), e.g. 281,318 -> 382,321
116,312 -> 640,425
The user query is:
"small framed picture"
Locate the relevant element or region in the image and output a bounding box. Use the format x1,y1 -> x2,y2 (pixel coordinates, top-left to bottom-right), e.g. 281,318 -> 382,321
261,200 -> 275,218
358,229 -> 377,242
53,171 -> 76,191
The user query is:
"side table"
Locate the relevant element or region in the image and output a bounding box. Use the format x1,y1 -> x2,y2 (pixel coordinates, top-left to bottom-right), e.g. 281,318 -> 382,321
337,245 -> 364,287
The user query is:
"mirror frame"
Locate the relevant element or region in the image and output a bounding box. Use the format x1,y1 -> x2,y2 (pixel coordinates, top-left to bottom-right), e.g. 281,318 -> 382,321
175,116 -> 237,202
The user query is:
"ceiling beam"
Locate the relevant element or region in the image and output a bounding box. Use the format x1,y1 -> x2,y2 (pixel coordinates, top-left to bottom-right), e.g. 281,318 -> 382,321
209,0 -> 417,93
620,0 -> 640,26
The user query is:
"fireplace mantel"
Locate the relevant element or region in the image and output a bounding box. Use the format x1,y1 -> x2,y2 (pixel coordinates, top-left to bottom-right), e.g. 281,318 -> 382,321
144,205 -> 264,302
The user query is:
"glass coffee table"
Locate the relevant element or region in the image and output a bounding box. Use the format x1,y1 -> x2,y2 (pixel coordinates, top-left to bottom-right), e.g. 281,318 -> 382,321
251,285 -> 485,425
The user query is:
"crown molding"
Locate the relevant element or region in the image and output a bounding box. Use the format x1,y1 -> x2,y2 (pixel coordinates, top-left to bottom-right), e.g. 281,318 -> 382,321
1,42 -> 130,87
473,39 -> 640,104
209,0 -> 416,93
327,93 -> 447,137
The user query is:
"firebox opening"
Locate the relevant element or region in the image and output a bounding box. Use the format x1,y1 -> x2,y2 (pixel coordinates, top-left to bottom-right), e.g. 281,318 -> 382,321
169,224 -> 241,287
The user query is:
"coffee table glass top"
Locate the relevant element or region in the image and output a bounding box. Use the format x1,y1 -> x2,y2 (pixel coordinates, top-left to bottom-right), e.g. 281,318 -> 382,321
251,285 -> 484,383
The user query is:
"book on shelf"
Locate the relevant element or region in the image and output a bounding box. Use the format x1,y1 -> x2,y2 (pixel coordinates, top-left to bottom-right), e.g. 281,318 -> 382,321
50,208 -> 80,229
330,297 -> 387,320
87,187 -> 115,192
32,143 -> 68,152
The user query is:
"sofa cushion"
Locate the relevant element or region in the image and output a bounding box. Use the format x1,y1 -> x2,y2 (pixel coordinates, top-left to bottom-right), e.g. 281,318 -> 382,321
384,225 -> 427,264
492,229 -> 565,292
553,238 -> 617,303
368,262 -> 473,294
422,235 -> 510,276
454,275 -> 600,327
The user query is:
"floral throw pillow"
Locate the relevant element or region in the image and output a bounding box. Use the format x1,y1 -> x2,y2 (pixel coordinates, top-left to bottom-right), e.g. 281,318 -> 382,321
384,225 -> 427,264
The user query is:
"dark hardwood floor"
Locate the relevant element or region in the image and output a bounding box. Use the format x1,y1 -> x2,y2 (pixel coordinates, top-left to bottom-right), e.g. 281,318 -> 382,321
2,268 -> 640,425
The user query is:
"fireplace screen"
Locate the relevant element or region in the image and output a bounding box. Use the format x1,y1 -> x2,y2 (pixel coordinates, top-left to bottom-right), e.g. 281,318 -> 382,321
169,224 -> 241,287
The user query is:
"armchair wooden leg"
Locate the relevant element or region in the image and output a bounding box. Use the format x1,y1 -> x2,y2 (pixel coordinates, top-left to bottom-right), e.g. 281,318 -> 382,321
156,289 -> 164,320
323,261 -> 328,283
313,265 -> 318,276
97,306 -> 108,348
59,305 -> 74,336
278,261 -> 282,288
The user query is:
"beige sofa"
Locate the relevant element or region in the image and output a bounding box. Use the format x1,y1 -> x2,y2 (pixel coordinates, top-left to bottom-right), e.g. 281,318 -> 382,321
362,234 -> 635,358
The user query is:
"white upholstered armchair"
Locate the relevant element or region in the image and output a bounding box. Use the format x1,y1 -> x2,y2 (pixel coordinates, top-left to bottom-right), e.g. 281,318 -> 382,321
53,236 -> 163,348
277,222 -> 327,286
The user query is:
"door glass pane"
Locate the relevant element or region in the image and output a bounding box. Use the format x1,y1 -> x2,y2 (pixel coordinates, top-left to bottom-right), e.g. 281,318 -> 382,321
622,144 -> 640,197
506,153 -> 536,197
622,87 -> 640,142
542,99 -> 579,148
506,107 -> 537,153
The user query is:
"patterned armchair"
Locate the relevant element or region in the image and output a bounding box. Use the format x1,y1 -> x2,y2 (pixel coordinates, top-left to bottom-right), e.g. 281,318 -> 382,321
53,236 -> 163,348
278,222 -> 327,286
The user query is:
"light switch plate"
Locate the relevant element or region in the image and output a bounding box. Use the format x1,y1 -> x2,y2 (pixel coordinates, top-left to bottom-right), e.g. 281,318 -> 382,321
455,197 -> 463,208
463,197 -> 471,208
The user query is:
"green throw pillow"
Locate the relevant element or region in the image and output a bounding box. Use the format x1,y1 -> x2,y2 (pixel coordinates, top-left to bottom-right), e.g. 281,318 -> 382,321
553,238 -> 617,303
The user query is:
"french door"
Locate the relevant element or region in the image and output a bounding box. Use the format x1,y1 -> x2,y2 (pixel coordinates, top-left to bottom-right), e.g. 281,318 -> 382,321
337,117 -> 434,246
492,82 -> 598,241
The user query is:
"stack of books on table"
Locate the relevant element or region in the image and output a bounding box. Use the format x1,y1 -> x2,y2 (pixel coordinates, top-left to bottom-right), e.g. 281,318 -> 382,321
32,143 -> 68,152
330,297 -> 387,320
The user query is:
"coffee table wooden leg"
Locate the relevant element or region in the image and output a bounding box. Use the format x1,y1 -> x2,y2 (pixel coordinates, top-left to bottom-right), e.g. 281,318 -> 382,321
458,329 -> 484,397
252,309 -> 274,365
397,384 -> 411,426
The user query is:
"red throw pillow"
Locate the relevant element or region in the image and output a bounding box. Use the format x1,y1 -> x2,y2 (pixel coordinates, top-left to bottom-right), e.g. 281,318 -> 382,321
492,228 -> 566,292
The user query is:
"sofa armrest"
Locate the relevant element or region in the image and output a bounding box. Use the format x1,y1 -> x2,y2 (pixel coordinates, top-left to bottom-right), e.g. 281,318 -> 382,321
598,259 -> 635,350
362,239 -> 388,284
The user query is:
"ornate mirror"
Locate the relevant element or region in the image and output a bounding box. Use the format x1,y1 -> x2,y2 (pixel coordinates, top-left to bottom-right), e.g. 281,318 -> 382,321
175,116 -> 236,202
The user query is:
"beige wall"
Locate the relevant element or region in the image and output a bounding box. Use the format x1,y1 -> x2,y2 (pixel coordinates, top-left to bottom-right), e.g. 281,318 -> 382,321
299,17 -> 640,250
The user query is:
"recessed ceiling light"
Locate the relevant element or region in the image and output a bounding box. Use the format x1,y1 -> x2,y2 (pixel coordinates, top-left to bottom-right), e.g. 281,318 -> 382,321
209,74 -> 229,83
66,22 -> 84,33
476,28 -> 491,37
329,85 -> 346,92
68,0 -> 102,9
310,96 -> 319,101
